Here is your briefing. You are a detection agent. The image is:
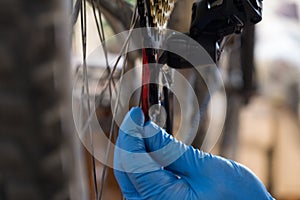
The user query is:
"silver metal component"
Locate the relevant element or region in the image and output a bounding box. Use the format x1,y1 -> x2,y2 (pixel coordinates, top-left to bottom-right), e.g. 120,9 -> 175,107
207,0 -> 223,9
149,104 -> 167,127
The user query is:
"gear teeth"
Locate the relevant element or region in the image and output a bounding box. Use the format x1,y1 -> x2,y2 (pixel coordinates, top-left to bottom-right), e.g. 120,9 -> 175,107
148,0 -> 176,32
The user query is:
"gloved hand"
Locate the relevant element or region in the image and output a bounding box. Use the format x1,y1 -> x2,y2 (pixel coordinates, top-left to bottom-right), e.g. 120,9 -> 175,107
114,107 -> 274,200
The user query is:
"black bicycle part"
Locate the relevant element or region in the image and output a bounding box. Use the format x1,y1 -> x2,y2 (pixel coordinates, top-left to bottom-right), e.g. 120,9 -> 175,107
190,0 -> 262,37
159,0 -> 263,67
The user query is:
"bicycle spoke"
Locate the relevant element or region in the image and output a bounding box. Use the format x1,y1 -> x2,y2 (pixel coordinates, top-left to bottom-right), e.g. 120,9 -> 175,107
79,8 -> 138,137
76,2 -> 138,199
80,0 -> 99,199
98,5 -> 138,200
91,0 -> 110,73
72,0 -> 82,26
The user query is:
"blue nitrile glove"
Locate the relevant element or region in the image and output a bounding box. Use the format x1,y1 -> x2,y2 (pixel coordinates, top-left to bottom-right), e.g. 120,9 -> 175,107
114,107 -> 274,200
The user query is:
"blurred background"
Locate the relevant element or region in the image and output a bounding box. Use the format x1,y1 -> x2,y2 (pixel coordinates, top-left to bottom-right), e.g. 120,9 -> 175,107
1,0 -> 300,199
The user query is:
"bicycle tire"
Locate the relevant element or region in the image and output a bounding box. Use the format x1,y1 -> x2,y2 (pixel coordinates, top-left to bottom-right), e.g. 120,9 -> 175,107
0,1 -> 85,199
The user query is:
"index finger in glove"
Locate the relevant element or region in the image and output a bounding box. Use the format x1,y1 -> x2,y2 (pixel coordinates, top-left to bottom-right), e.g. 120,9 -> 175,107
114,107 -> 160,173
